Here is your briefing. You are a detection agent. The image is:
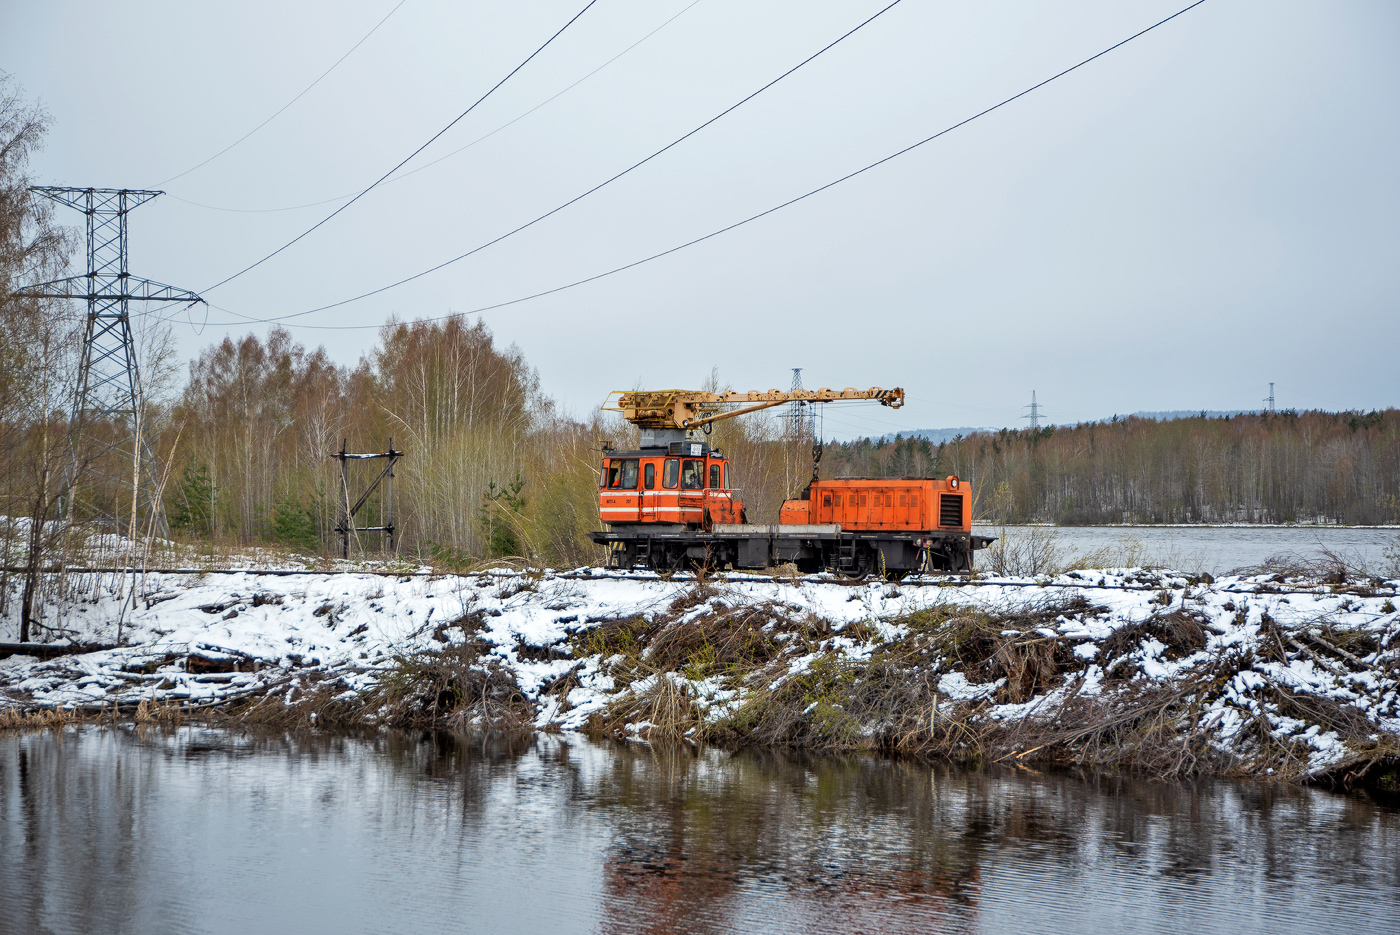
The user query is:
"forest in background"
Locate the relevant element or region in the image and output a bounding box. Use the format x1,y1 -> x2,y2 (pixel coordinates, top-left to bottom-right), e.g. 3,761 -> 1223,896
823,409 -> 1400,526
14,305 -> 1397,575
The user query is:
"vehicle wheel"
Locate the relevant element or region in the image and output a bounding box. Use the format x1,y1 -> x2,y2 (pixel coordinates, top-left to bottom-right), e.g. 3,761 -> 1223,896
833,545 -> 875,580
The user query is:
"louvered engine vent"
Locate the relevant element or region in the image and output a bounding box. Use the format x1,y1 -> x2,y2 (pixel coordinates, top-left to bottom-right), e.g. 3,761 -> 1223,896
939,494 -> 964,528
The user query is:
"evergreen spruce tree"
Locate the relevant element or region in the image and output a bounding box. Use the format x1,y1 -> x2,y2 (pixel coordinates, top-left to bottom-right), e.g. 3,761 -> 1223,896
170,462 -> 216,536
271,492 -> 319,552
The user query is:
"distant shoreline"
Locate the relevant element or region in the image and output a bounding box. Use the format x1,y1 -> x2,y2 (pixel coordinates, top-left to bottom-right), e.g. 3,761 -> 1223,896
973,523 -> 1400,530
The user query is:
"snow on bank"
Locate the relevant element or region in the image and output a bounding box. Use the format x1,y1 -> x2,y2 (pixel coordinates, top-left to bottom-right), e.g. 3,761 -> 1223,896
3,567 -> 1399,778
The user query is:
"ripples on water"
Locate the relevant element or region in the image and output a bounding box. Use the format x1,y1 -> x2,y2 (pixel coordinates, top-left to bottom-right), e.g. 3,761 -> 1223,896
1,728 -> 1397,935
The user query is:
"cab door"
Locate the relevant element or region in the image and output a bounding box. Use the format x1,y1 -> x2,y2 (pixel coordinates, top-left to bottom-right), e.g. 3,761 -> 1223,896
640,460 -> 659,522
704,459 -> 735,524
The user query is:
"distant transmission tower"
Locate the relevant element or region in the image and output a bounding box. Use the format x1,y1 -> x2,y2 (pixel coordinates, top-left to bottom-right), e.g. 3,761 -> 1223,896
787,367 -> 814,436
19,187 -> 203,540
1022,390 -> 1043,429
1264,382 -> 1276,413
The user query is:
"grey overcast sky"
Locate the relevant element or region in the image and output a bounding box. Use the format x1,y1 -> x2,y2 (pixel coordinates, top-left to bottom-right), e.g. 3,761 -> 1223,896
2,0 -> 1396,438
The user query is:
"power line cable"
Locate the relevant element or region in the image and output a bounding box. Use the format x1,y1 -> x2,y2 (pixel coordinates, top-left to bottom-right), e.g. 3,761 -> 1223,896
202,0 -> 600,293
156,0 -> 409,187
193,0 -> 1209,331
203,0 -> 910,324
165,0 -> 706,215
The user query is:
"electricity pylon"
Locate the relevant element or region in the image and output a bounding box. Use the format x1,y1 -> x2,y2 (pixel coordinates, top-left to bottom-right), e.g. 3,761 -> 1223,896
18,187 -> 203,541
1022,390 -> 1043,429
787,368 -> 815,437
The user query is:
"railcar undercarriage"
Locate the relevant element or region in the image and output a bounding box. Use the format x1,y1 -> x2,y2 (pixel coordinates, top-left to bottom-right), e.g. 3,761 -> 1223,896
587,525 -> 993,577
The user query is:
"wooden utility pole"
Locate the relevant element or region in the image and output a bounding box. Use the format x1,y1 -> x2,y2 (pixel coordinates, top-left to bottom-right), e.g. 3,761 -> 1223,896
334,439 -> 402,559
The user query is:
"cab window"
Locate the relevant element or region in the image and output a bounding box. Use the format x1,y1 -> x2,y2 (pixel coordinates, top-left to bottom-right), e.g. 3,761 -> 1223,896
644,463 -> 655,489
681,459 -> 703,489
608,458 -> 639,489
708,463 -> 723,489
662,458 -> 679,489
724,463 -> 730,489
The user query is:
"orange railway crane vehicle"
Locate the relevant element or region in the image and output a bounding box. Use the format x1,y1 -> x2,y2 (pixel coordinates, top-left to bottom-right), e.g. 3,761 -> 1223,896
588,386 -> 993,576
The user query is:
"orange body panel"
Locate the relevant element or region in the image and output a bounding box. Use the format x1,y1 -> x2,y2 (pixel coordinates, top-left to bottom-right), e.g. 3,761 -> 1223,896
778,500 -> 811,524
784,476 -> 970,533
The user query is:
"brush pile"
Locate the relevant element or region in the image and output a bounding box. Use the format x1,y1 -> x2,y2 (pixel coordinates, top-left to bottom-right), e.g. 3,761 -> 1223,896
2,564 -> 1398,787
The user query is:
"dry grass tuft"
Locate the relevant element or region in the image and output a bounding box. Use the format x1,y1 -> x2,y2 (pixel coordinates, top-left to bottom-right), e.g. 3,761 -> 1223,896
666,577 -> 721,614
901,596 -> 1100,704
0,705 -> 79,729
369,644 -> 533,730
133,698 -> 184,724
600,675 -> 700,744
645,604 -> 787,679
710,652 -> 862,750
1101,610 -> 1210,663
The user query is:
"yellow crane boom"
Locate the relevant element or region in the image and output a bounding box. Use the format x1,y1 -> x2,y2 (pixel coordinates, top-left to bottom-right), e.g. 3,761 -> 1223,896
604,386 -> 904,430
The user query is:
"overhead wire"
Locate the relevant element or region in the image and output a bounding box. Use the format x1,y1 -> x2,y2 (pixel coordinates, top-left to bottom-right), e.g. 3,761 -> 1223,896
201,0 -> 601,294
815,408 -> 921,434
194,0 -> 1209,332
207,0 -> 908,323
156,0 -> 409,187
164,0 -> 707,215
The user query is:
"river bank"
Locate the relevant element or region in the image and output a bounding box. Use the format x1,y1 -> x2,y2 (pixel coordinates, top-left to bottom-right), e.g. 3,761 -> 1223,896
2,565 -> 1398,788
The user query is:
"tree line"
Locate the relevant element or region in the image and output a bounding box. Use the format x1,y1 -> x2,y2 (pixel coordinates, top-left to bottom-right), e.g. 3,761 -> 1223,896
822,410 -> 1400,525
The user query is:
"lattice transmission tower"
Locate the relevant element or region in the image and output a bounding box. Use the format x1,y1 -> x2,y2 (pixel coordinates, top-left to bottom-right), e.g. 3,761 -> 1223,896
787,367 -> 815,437
1022,390 -> 1043,430
19,187 -> 203,540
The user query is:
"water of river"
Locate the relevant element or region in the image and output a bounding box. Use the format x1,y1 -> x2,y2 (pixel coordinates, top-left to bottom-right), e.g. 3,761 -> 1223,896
972,525 -> 1399,576
1,728 -> 1396,935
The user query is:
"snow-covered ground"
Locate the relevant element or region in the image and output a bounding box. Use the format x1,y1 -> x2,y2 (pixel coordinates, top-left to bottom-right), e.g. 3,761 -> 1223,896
3,566 -> 1398,779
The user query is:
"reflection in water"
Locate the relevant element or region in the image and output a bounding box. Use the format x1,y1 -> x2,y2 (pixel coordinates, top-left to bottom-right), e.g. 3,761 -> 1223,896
593,750 -> 983,934
1,728 -> 1396,935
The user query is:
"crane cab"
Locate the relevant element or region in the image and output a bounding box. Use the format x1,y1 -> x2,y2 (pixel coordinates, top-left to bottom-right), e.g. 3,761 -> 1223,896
598,440 -> 743,530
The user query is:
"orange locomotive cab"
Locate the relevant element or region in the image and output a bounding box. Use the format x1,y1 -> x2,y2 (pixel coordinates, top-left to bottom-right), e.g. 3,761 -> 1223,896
598,439 -> 742,532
